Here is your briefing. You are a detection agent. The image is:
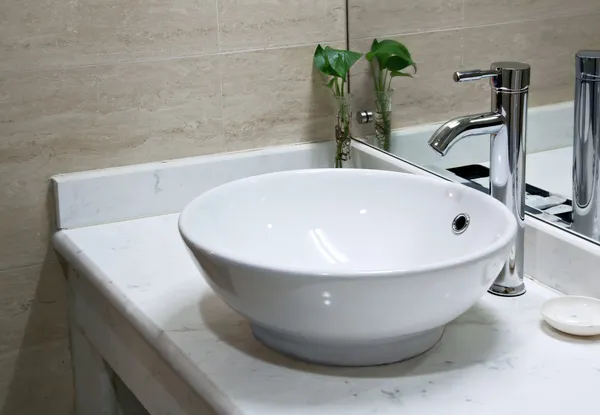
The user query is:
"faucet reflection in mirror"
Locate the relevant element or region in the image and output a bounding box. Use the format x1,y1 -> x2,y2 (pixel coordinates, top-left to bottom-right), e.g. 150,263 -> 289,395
572,50 -> 600,241
428,62 -> 531,297
313,45 -> 363,167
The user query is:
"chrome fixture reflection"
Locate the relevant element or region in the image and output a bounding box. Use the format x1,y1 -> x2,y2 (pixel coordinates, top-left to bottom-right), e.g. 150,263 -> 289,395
428,62 -> 531,297
572,50 -> 600,241
356,110 -> 374,125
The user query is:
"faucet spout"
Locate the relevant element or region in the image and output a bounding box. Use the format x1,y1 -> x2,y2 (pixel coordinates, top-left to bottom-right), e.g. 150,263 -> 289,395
428,112 -> 504,155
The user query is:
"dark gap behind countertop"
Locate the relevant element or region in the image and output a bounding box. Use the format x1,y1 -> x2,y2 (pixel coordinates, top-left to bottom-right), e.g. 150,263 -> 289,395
447,164 -> 573,224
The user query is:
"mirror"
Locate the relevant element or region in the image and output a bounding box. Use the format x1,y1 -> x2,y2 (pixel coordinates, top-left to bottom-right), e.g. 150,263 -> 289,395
347,2 -> 600,244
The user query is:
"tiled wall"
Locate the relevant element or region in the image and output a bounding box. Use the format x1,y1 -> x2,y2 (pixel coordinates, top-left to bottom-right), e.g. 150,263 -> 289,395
0,1 -> 345,411
349,0 -> 600,131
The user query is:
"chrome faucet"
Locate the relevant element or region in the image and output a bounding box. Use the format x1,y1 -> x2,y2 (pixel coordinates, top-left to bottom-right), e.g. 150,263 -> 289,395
428,62 -> 531,297
572,51 -> 600,241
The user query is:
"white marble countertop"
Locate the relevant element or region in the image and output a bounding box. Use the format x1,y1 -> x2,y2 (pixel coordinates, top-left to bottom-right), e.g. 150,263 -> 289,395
55,213 -> 600,415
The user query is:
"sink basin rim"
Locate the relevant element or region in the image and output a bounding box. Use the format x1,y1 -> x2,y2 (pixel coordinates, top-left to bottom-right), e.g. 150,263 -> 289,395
178,168 -> 517,278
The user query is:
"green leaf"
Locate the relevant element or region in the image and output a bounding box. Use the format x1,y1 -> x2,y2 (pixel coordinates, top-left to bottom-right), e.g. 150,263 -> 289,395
390,71 -> 414,78
324,46 -> 363,79
313,45 -> 336,77
366,39 -> 379,62
367,39 -> 416,74
326,78 -> 336,89
385,55 -> 413,72
376,39 -> 412,58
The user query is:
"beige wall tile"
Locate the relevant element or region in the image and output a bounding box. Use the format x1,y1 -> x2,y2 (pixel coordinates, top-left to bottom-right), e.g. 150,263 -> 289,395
0,57 -> 224,165
0,263 -> 68,357
463,13 -> 600,107
348,0 -> 462,40
0,57 -> 223,270
350,30 -> 487,134
0,340 -> 73,414
218,0 -> 346,52
220,44 -> 339,150
464,0 -> 600,27
0,0 -> 218,72
0,263 -> 72,413
0,171 -> 54,273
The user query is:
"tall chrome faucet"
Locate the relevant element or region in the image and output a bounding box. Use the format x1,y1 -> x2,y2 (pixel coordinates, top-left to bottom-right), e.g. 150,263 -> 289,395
428,62 -> 531,297
572,51 -> 600,241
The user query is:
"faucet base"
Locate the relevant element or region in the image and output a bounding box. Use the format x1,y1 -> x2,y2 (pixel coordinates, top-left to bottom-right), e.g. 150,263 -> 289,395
488,282 -> 526,297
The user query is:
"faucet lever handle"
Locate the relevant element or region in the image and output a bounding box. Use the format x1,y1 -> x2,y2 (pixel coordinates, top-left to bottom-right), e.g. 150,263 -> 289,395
453,69 -> 499,83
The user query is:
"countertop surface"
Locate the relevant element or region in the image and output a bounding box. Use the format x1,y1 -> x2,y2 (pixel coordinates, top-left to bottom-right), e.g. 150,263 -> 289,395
56,213 -> 600,415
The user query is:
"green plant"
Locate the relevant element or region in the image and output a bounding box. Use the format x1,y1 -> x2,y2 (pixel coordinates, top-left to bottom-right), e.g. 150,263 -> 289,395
366,39 -> 416,151
314,45 -> 362,97
366,39 -> 416,91
314,45 -> 363,167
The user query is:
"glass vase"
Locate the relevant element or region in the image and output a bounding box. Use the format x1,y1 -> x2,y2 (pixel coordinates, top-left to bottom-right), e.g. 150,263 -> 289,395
374,90 -> 393,152
334,96 -> 352,168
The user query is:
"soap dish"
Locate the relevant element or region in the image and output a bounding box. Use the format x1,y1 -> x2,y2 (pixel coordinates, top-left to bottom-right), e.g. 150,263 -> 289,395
541,296 -> 600,336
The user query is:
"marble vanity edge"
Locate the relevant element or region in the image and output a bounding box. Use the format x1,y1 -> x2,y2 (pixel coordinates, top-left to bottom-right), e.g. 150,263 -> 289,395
53,231 -> 243,415
52,140 -> 336,230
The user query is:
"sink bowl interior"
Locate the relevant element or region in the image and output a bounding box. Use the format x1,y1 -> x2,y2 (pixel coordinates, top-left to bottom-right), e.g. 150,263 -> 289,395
180,169 -> 515,275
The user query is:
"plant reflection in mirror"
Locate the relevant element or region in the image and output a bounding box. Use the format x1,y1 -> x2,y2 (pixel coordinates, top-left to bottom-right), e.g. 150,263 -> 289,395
366,39 -> 416,151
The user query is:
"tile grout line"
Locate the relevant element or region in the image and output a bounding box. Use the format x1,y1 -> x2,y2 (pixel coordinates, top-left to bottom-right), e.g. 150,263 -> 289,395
349,9 -> 597,43
351,25 -> 464,43
0,39 -> 346,77
457,9 -> 595,31
345,0 -> 351,93
461,0 -> 465,68
215,0 -> 225,141
1,9 -> 598,77
345,0 -> 350,51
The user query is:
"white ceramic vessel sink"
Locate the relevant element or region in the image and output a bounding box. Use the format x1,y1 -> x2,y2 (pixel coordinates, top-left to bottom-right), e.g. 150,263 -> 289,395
179,169 -> 517,366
